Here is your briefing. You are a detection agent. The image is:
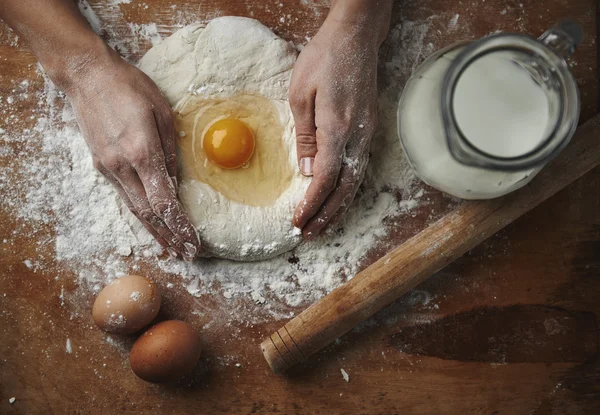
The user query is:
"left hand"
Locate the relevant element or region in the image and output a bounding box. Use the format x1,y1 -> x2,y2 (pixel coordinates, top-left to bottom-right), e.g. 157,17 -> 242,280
289,19 -> 381,239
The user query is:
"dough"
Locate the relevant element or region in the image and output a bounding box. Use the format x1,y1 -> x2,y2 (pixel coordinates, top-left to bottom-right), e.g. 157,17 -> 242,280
139,17 -> 311,261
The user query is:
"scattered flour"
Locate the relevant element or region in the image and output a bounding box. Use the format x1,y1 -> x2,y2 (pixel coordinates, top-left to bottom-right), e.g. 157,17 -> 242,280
127,22 -> 163,47
448,14 -> 460,31
78,0 -> 166,57
300,0 -> 325,17
77,1 -> 104,35
340,368 -> 350,382
0,9 -> 438,323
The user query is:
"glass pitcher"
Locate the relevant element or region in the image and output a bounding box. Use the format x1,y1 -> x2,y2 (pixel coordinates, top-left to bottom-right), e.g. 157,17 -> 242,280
397,20 -> 582,199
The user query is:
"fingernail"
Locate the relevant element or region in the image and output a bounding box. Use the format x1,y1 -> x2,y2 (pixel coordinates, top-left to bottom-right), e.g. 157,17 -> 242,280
167,247 -> 179,258
299,157 -> 314,177
184,242 -> 197,258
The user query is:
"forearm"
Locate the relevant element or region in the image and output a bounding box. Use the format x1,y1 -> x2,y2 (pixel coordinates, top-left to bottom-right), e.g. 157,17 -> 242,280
0,0 -> 112,89
328,0 -> 393,45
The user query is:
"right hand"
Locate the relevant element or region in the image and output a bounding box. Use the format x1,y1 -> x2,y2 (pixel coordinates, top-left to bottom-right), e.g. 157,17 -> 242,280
61,46 -> 201,261
289,18 -> 380,239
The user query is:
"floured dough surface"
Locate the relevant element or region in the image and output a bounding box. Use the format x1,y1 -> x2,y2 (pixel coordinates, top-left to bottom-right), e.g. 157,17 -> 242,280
139,17 -> 310,261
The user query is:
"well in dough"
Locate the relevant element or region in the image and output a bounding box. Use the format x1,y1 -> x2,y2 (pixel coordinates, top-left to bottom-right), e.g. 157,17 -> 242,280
139,17 -> 311,261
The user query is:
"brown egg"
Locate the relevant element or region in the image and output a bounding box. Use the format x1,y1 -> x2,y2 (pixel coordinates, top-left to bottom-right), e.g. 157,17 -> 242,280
129,320 -> 202,383
92,275 -> 161,334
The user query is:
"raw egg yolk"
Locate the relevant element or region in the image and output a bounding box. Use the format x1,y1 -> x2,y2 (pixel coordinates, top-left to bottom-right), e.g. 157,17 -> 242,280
203,118 -> 255,169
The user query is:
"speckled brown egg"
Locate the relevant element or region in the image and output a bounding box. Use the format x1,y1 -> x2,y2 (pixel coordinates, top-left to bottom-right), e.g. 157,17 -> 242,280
92,275 -> 161,334
129,320 -> 202,383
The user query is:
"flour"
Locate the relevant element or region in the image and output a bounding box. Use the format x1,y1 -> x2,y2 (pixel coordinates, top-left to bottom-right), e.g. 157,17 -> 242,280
448,14 -> 460,31
0,12 -> 435,322
340,368 -> 350,382
128,22 -> 162,47
77,1 -> 104,35
77,0 -> 166,59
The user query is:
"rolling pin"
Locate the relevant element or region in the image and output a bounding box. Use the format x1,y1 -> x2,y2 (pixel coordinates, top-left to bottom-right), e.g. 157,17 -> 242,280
261,113 -> 600,373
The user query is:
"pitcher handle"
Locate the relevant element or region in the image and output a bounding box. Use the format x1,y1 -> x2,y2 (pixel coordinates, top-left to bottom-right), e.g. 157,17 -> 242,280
539,19 -> 583,60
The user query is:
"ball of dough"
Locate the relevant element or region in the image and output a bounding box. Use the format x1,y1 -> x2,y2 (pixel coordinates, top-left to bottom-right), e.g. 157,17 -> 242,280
139,17 -> 311,261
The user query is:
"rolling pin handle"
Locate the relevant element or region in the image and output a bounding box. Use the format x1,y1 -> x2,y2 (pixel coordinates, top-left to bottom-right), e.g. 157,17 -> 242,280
260,326 -> 305,374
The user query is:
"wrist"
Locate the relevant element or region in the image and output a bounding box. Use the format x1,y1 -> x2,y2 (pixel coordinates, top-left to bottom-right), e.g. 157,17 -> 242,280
328,0 -> 392,46
42,35 -> 118,93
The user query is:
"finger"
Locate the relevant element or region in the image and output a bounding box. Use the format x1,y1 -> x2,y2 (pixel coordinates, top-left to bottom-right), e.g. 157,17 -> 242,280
95,162 -> 171,251
328,178 -> 362,227
113,163 -> 188,258
289,87 -> 317,177
328,140 -> 372,227
304,128 -> 372,237
135,155 -> 201,262
293,130 -> 346,229
108,177 -> 172,251
153,106 -> 178,190
302,161 -> 362,239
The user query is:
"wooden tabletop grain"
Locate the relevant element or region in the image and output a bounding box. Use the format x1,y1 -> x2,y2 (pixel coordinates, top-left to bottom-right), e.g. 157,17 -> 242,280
1,1 -> 599,414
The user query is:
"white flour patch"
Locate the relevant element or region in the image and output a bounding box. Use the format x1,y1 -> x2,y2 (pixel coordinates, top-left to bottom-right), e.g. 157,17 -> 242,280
0,14 -> 435,323
77,1 -> 104,35
448,14 -> 460,31
300,0 -> 326,17
340,368 -> 350,382
128,22 -> 163,47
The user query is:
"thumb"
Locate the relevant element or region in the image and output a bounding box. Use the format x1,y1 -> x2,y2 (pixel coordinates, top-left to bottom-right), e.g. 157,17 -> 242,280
296,131 -> 317,177
290,93 -> 317,177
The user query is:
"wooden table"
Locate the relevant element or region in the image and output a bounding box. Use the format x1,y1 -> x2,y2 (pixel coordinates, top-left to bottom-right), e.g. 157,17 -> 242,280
1,1 -> 598,414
